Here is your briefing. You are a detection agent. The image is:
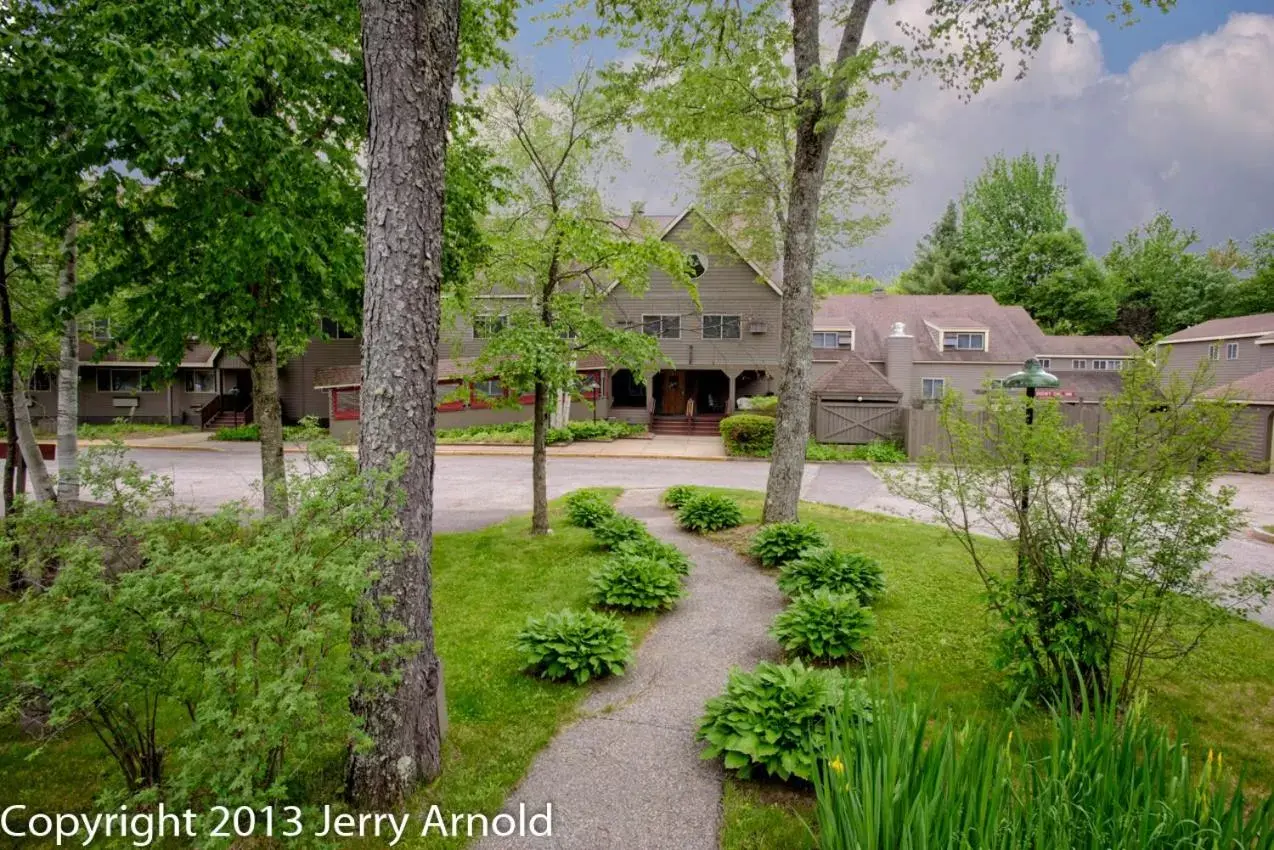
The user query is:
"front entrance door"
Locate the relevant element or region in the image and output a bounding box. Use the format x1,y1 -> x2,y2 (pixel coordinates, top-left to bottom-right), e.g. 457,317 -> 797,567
659,371 -> 687,415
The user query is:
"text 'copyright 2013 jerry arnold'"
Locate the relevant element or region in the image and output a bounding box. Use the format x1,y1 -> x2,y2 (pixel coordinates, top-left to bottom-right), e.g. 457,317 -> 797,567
1,803 -> 554,847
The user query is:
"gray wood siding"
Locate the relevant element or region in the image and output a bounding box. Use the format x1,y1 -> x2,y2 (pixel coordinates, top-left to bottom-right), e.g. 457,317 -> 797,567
909,362 -> 1020,401
604,214 -> 782,371
1160,338 -> 1268,387
282,338 -> 362,421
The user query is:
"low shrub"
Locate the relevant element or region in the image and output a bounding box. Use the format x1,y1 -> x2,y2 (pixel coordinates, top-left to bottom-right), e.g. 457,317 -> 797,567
283,414 -> 328,442
697,660 -> 869,782
591,513 -> 650,549
736,395 -> 778,415
805,439 -> 907,463
749,522 -> 830,568
719,414 -> 776,457
779,547 -> 885,604
613,536 -> 691,576
515,609 -> 633,684
590,555 -> 684,611
815,689 -> 1274,850
436,419 -> 644,445
677,493 -> 744,533
565,490 -> 616,529
211,423 -> 260,441
771,589 -> 875,662
661,485 -> 699,509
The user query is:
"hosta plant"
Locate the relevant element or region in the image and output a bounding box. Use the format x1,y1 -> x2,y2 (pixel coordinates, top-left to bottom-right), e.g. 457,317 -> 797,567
590,555 -> 685,611
591,513 -> 650,550
771,589 -> 876,661
779,547 -> 885,604
565,490 -> 616,529
613,536 -> 692,576
516,609 -> 633,684
677,494 -> 743,533
697,660 -> 869,782
662,485 -> 699,509
749,522 -> 829,568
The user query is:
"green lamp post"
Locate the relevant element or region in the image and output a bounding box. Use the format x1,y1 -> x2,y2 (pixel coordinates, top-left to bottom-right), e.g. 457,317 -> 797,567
1002,359 -> 1060,550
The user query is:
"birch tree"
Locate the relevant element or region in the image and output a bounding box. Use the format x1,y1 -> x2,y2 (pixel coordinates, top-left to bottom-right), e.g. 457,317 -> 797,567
589,0 -> 1179,522
473,72 -> 689,534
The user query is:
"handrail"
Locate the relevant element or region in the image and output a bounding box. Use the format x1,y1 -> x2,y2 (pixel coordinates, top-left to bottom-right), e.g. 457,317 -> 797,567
198,395 -> 222,430
242,403 -> 254,425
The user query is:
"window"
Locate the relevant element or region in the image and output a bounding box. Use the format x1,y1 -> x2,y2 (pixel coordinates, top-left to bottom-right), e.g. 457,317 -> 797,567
642,314 -> 681,339
687,253 -> 707,279
472,314 -> 508,339
702,314 -> 741,340
92,318 -> 112,341
29,369 -> 54,392
332,388 -> 361,420
96,369 -> 151,393
185,370 -> 216,393
1209,343 -> 1220,361
473,379 -> 503,398
1038,359 -> 1051,369
942,331 -> 985,351
1226,342 -> 1239,361
320,319 -> 357,339
921,378 -> 946,399
1072,360 -> 1088,370
1091,359 -> 1125,371
812,330 -> 852,349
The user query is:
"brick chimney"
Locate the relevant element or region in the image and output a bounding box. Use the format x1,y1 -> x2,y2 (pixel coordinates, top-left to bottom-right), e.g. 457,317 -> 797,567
885,321 -> 914,404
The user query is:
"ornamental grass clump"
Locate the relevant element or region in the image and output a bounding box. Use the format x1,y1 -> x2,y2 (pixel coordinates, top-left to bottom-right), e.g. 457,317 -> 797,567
590,513 -> 649,549
613,536 -> 691,576
565,490 -> 616,529
771,589 -> 875,662
590,555 -> 684,612
515,609 -> 633,684
697,660 -> 869,782
749,522 -> 829,567
677,493 -> 743,533
662,484 -> 699,509
779,547 -> 884,604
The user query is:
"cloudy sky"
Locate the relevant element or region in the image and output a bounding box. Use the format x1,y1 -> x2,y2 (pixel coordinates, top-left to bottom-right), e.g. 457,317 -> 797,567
503,0 -> 1274,279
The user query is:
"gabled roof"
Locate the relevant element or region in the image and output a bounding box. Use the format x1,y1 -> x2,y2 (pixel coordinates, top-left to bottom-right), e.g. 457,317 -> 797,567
1039,335 -> 1140,357
811,351 -> 901,401
1203,366 -> 1274,404
1158,313 -> 1274,345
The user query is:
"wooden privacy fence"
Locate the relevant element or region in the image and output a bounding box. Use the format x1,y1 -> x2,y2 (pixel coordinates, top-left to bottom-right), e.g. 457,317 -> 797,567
901,404 -> 1273,473
811,401 -> 904,444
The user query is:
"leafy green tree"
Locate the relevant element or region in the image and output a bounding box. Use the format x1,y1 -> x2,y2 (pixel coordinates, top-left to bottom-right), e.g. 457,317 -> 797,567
588,0 -> 1178,523
882,360 -> 1271,706
473,72 -> 690,534
899,200 -> 971,294
1103,213 -> 1237,341
959,152 -> 1069,301
1228,232 -> 1273,318
1015,228 -> 1117,334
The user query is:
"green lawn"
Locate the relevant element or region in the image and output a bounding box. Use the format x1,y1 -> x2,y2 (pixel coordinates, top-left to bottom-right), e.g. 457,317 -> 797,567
1,489 -> 651,849
690,487 -> 1274,850
76,422 -> 197,440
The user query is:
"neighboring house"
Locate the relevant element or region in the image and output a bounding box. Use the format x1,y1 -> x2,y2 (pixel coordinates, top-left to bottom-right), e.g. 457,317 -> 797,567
808,293 -> 1138,406
1158,313 -> 1274,472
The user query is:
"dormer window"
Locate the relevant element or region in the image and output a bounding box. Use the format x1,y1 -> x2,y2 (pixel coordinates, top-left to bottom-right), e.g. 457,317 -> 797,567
943,331 -> 985,351
813,330 -> 853,349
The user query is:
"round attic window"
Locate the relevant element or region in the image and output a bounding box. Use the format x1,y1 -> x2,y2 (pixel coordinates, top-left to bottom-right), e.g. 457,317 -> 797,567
687,253 -> 707,279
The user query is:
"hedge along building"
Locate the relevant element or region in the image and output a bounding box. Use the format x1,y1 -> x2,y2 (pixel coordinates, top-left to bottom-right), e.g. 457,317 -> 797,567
310,209 -> 1141,441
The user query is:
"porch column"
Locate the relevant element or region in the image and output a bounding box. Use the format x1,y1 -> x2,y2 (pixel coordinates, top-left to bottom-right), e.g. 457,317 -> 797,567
724,368 -> 742,415
643,371 -> 656,418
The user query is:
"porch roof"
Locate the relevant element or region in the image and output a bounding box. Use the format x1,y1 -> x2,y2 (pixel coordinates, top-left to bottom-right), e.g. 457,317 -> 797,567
812,352 -> 901,401
314,355 -> 609,391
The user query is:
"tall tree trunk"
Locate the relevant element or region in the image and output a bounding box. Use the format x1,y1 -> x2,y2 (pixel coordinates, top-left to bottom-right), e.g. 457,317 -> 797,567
247,332 -> 288,517
57,216 -> 79,504
13,377 -> 55,501
347,0 -> 459,807
531,381 -> 549,534
1,198 -> 18,522
763,0 -> 874,523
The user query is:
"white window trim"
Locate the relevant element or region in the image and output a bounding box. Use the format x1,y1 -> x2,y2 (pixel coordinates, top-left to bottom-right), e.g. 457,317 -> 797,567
1208,343 -> 1221,361
921,377 -> 946,400
1038,358 -> 1051,369
812,328 -> 854,350
642,314 -> 681,340
1226,342 -> 1239,361
927,321 -> 990,353
1072,359 -> 1088,370
702,314 -> 742,340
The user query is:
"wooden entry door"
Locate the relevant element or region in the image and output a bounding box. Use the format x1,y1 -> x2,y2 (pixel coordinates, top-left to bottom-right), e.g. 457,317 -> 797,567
659,371 -> 687,415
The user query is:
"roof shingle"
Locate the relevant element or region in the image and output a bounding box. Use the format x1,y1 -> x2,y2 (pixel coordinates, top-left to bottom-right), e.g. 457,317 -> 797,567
1159,313 -> 1274,343
811,352 -> 901,400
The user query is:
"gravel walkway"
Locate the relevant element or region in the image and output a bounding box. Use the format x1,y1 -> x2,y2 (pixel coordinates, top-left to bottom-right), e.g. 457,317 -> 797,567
474,488 -> 785,850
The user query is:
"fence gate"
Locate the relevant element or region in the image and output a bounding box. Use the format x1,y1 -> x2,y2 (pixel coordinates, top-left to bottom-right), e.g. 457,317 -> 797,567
813,401 -> 903,444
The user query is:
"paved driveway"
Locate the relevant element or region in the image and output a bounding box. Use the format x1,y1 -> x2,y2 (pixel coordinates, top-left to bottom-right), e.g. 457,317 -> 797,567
114,445 -> 1274,625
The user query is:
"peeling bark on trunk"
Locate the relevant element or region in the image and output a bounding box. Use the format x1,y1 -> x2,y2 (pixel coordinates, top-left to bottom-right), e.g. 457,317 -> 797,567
764,0 -> 875,523
347,0 -> 458,807
248,332 -> 288,517
57,216 -> 79,504
531,381 -> 549,534
13,377 -> 54,501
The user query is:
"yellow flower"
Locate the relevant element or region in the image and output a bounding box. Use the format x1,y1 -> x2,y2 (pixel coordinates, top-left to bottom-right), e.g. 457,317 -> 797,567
830,756 -> 845,775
